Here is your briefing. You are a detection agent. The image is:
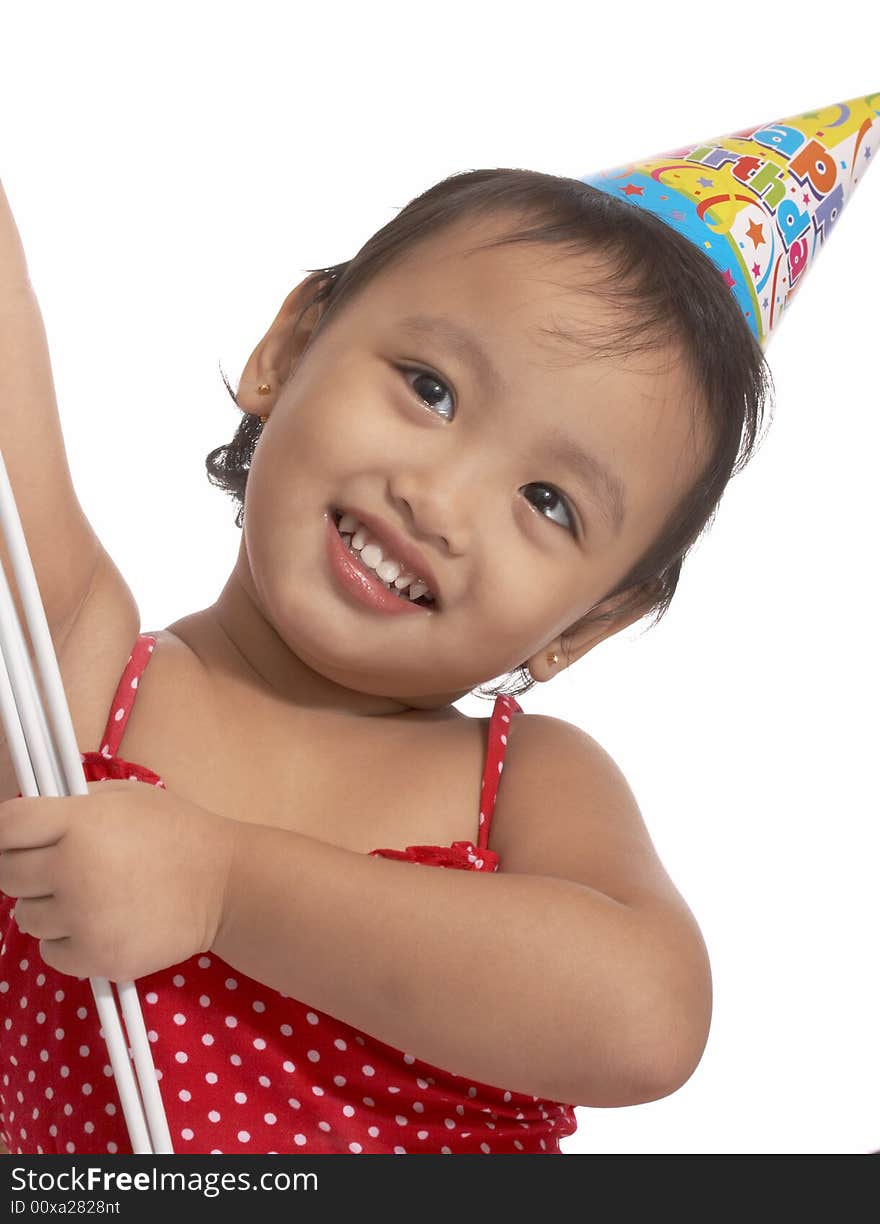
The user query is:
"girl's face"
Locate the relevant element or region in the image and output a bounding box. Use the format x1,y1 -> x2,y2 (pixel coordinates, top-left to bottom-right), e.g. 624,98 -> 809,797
232,213 -> 712,712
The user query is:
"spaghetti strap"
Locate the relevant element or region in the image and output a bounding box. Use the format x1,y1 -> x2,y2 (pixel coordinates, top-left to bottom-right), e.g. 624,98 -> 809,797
97,633 -> 159,760
476,693 -> 523,852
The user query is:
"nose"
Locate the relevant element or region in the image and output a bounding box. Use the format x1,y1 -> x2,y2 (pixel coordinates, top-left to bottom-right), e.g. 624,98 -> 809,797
393,483 -> 453,551
390,462 -> 484,554
392,427 -> 506,553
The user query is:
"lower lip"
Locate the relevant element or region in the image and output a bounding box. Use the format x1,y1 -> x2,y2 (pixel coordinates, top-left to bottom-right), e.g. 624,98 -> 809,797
325,509 -> 434,616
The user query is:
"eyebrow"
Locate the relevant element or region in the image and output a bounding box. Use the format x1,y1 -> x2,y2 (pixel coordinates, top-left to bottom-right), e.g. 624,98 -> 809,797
397,312 -> 628,536
399,313 -> 506,398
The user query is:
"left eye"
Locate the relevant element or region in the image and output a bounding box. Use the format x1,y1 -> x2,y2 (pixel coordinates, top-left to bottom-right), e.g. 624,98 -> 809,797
396,363 -> 580,539
399,365 -> 455,420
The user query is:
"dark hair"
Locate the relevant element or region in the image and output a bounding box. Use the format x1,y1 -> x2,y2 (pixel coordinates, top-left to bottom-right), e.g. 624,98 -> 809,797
206,168 -> 774,701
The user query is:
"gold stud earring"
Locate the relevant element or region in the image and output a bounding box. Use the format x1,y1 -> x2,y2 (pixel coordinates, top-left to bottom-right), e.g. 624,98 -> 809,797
547,652 -> 559,666
258,382 -> 271,423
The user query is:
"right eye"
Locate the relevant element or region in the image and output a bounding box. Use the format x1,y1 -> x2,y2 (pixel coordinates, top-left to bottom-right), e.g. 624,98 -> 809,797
397,364 -> 456,421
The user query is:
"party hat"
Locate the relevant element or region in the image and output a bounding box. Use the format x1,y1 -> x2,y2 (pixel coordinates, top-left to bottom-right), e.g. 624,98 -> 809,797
580,91 -> 879,348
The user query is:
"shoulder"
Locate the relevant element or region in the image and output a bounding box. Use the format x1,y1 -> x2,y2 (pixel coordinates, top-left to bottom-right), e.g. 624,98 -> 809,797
489,711 -> 694,913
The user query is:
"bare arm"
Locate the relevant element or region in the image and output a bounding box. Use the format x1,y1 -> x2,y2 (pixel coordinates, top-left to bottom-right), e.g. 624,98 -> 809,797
0,177 -> 105,640
0,176 -> 33,291
213,825 -> 706,1107
212,716 -> 711,1108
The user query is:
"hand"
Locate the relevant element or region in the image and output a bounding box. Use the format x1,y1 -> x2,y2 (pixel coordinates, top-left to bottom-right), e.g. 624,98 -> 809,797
0,780 -> 239,983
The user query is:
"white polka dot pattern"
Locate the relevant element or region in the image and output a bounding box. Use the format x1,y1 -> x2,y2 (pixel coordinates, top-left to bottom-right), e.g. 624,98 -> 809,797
0,635 -> 577,1154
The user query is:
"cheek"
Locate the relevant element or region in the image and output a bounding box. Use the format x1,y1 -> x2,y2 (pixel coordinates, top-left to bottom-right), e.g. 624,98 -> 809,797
295,390 -> 398,470
487,548 -> 591,638
476,558 -> 556,632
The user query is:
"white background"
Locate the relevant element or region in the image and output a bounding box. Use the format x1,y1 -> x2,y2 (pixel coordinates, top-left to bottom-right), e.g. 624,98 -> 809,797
1,2 -> 877,1154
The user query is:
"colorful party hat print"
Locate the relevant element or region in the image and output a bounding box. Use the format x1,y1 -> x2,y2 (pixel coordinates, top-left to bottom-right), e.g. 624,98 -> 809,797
580,91 -> 879,348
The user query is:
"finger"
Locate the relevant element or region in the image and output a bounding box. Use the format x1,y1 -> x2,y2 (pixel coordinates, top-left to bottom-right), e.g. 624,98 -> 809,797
0,797 -> 70,852
0,844 -> 58,900
14,896 -> 69,941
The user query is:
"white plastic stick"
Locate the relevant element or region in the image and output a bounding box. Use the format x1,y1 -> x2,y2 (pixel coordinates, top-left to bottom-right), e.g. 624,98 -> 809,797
0,449 -> 173,1154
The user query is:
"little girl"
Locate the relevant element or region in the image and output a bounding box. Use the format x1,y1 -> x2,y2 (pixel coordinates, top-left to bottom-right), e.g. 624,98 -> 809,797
0,92 -> 873,1155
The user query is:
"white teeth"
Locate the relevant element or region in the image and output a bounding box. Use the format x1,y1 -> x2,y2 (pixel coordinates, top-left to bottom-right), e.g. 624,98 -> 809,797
335,510 -> 435,603
338,512 -> 360,534
360,543 -> 401,583
377,560 -> 403,582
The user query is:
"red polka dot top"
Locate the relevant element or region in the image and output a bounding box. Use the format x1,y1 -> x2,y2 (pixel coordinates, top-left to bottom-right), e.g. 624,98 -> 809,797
0,633 -> 578,1155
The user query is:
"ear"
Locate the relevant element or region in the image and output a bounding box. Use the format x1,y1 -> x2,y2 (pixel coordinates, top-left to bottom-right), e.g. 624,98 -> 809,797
526,582 -> 662,683
236,272 -> 332,418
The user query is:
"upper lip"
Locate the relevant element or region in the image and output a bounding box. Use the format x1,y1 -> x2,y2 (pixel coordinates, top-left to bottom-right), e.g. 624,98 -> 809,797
334,504 -> 443,608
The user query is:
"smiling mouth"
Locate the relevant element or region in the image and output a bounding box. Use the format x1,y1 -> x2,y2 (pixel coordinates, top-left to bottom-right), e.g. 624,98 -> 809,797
331,508 -> 438,608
